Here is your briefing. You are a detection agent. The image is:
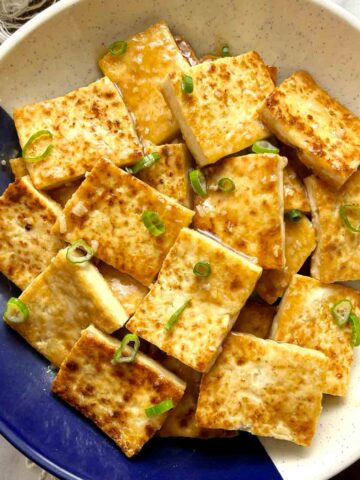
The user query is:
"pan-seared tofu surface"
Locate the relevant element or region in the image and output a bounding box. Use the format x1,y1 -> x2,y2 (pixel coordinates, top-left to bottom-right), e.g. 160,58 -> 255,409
193,154 -> 287,269
305,173 -> 360,283
271,274 -> 360,396
13,77 -> 143,190
283,163 -> 310,212
52,326 -> 186,457
162,51 -> 274,166
262,71 -> 360,188
138,144 -> 193,207
9,157 -> 28,178
4,248 -> 128,367
49,180 -> 82,207
196,332 -> 327,447
52,159 -> 194,286
0,176 -> 64,290
232,300 -> 276,338
256,216 -> 316,304
99,22 -> 188,145
127,228 -> 262,372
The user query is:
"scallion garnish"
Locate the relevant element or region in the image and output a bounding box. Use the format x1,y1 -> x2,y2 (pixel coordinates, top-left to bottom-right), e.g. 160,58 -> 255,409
126,152 -> 161,174
286,209 -> 303,222
141,211 -> 165,237
66,240 -> 94,264
164,300 -> 190,332
221,44 -> 230,57
3,297 -> 29,324
22,130 -> 53,163
339,204 -> 360,233
331,299 -> 352,327
349,313 -> 360,347
218,177 -> 235,193
193,261 -> 211,277
189,169 -> 207,197
145,399 -> 174,417
112,333 -> 140,364
251,140 -> 279,155
181,74 -> 193,94
108,40 -> 128,56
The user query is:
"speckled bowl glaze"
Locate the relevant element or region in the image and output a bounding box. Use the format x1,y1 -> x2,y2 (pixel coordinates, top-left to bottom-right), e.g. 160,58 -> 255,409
0,1 -> 360,480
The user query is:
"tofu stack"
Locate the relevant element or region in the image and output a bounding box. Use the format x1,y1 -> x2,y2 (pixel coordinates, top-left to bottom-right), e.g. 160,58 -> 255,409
1,19 -> 360,458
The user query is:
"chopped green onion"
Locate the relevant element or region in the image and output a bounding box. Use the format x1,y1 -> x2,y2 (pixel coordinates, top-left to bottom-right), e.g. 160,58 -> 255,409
286,209 -> 303,222
193,261 -> 211,277
112,333 -> 140,364
145,399 -> 174,417
66,240 -> 94,264
22,130 -> 53,163
141,211 -> 165,237
331,299 -> 352,327
3,297 -> 29,324
218,177 -> 235,193
251,140 -> 279,155
349,313 -> 360,347
164,300 -> 190,332
126,152 -> 161,174
339,204 -> 360,233
181,74 -> 193,94
221,44 -> 230,57
108,40 -> 128,56
189,169 -> 207,197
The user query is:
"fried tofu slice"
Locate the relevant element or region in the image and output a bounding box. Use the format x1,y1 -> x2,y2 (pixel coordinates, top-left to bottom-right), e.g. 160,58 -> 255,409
49,180 -> 82,207
9,157 -> 27,178
98,263 -> 148,316
99,22 -> 188,145
262,71 -> 360,188
196,332 -> 327,447
271,274 -> 360,396
283,163 -> 310,212
13,77 -> 143,190
138,144 -> 193,207
162,51 -> 274,166
4,248 -> 128,367
52,325 -> 186,457
52,159 -> 194,286
305,173 -> 360,283
193,154 -> 287,269
233,300 -> 275,338
127,228 -> 262,372
0,176 -> 64,290
256,216 -> 316,304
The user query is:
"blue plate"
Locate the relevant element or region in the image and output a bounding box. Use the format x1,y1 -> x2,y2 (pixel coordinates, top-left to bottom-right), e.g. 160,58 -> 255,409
0,107 -> 281,480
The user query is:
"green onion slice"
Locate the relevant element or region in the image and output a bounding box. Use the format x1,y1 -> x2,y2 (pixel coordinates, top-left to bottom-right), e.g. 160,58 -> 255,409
22,130 -> 53,163
108,40 -> 128,56
164,300 -> 190,332
126,152 -> 161,174
251,140 -> 279,155
331,299 -> 353,326
112,333 -> 140,364
339,204 -> 360,233
218,177 -> 235,193
141,211 -> 165,237
181,74 -> 193,94
189,169 -> 207,197
66,240 -> 94,264
349,313 -> 360,347
221,44 -> 230,57
145,399 -> 174,417
193,261 -> 211,277
286,209 -> 303,222
3,297 -> 29,324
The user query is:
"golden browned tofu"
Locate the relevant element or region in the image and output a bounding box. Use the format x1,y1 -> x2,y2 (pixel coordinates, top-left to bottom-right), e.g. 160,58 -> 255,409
232,300 -> 276,338
193,154 -> 287,269
4,248 -> 128,367
196,332 -> 327,446
283,163 -> 310,212
262,71 -> 360,188
138,144 -> 193,207
52,159 -> 194,286
0,176 -> 64,290
98,263 -> 148,316
305,173 -> 360,283
271,274 -> 360,396
49,180 -> 82,207
162,51 -> 274,166
127,228 -> 262,372
99,22 -> 188,145
9,157 -> 27,178
52,326 -> 186,457
256,216 -> 316,304
14,77 -> 143,190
